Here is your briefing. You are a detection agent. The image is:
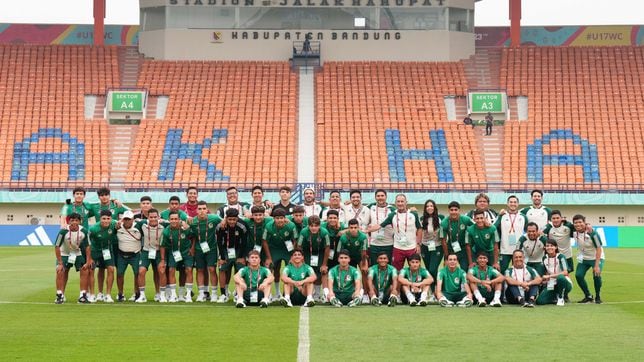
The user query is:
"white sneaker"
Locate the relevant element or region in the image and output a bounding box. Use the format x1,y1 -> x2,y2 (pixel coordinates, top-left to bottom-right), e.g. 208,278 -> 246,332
279,296 -> 292,308
196,293 -> 206,302
87,294 -> 96,303
270,293 -> 282,303
428,294 -> 438,305
210,293 -> 219,303
556,297 -> 565,306
178,294 -> 185,302
104,295 -> 114,303
135,294 -> 147,303
490,299 -> 502,307
305,296 -> 315,307
184,292 -> 192,303
259,298 -> 270,308
217,294 -> 229,303
457,297 -> 473,308
168,295 -> 178,303
159,294 -> 168,303
361,294 -> 370,305
154,293 -> 160,302
439,297 -> 453,307
235,299 -> 246,308
128,294 -> 137,302
96,293 -> 104,302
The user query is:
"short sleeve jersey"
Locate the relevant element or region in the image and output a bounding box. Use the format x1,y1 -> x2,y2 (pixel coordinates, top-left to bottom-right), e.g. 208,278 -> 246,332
61,202 -> 95,230
239,266 -> 272,291
379,210 -> 422,250
468,265 -> 501,283
282,263 -> 315,282
542,253 -> 569,275
466,209 -> 499,225
160,209 -> 188,222
438,266 -> 467,293
518,235 -> 548,263
440,215 -> 474,252
520,205 -> 553,231
337,231 -> 368,261
465,225 -> 499,254
263,220 -> 298,250
543,221 -> 574,259
218,202 -> 251,218
342,204 -> 371,230
298,227 -> 331,258
245,217 -> 272,250
301,203 -> 322,218
90,202 -> 129,221
160,227 -> 193,253
321,222 -> 346,252
320,207 -> 346,223
136,220 -> 167,251
574,231 -> 604,261
368,204 -> 396,246
191,214 -> 222,251
55,227 -> 89,256
505,265 -> 539,283
421,215 -> 445,247
399,267 -> 431,283
494,212 -> 528,255
286,215 -> 309,234
368,264 -> 398,291
88,221 -> 117,253
328,265 -> 361,294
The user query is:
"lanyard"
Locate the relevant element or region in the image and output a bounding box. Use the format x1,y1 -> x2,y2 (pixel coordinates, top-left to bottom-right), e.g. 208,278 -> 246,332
309,233 -> 321,256
476,267 -> 488,281
170,228 -> 181,251
396,212 -> 408,234
376,206 -> 387,225
448,218 -> 461,240
304,203 -> 316,216
409,270 -> 419,283
514,267 -> 526,282
251,222 -> 262,245
352,206 -> 363,221
338,268 -> 348,291
226,226 -> 233,248
508,213 -> 517,233
547,256 -> 557,274
377,267 -> 389,290
528,238 -> 539,258
249,268 -> 261,290
68,229 -> 81,251
147,224 -> 159,248
197,219 -> 208,244
576,232 -> 587,252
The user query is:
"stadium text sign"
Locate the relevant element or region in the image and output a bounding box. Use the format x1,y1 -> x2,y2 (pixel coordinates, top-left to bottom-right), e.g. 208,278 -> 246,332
470,93 -> 503,113
170,0 -> 445,6
111,92 -> 144,112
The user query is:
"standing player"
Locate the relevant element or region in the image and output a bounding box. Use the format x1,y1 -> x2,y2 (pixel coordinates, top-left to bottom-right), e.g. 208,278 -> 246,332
297,215 -> 330,302
60,187 -> 95,230
54,213 -> 91,304
191,201 -> 222,302
367,189 -> 396,265
573,214 -> 604,304
327,250 -> 362,307
342,190 -> 371,231
366,252 -> 399,306
262,208 -> 298,300
504,250 -> 542,307
435,253 -> 473,307
494,195 -> 528,274
133,196 -> 153,220
115,211 -> 142,302
88,210 -> 117,303
420,199 -> 444,302
301,187 -> 322,218
245,206 -> 271,257
466,193 -> 498,224
246,185 -> 273,217
520,189 -> 552,231
272,186 -> 297,216
543,210 -> 575,272
135,208 -> 165,303
159,211 -> 195,303
467,253 -> 504,307
234,250 -> 274,308
536,240 -> 573,306
280,248 -> 317,307
160,196 -> 189,222
320,190 -> 346,222
465,209 -> 500,269
216,208 -> 248,303
320,209 -> 346,300
398,254 -> 433,306
517,222 -> 548,275
440,201 -> 474,271
218,187 -> 250,218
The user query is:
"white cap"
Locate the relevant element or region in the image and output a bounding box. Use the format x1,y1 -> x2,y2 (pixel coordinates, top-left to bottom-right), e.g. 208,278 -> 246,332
122,210 -> 134,219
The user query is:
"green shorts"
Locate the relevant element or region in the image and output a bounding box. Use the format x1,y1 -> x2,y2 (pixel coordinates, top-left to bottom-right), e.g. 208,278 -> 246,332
219,259 -> 245,273
334,290 -> 354,305
477,288 -> 496,303
117,251 -> 140,276
194,250 -> 218,269
443,291 -> 467,303
242,290 -> 265,305
90,251 -> 115,269
60,255 -> 86,272
369,245 -> 393,266
167,250 -> 194,270
139,249 -> 160,270
268,248 -> 290,270
290,289 -> 307,306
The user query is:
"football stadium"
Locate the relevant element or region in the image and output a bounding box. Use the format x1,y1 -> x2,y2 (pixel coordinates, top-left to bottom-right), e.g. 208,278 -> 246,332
0,0 -> 643,360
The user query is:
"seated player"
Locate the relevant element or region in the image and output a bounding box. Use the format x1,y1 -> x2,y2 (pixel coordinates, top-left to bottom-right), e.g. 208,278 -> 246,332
398,253 -> 433,306
234,250 -> 274,308
504,250 -> 542,308
366,252 -> 399,307
280,248 -> 317,307
436,253 -> 473,307
467,253 -> 504,307
536,239 -> 573,306
54,213 -> 92,304
327,250 -> 362,307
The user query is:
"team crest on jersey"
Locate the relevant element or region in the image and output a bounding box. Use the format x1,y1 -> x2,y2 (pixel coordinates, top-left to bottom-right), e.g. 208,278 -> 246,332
208,223 -> 214,228
460,225 -> 465,230
108,229 -> 113,234
454,277 -> 460,283
284,232 -> 289,237
301,272 -> 306,279
485,234 -> 490,239
345,275 -> 351,282
235,231 -> 239,236
181,234 -> 186,239
354,241 -> 360,246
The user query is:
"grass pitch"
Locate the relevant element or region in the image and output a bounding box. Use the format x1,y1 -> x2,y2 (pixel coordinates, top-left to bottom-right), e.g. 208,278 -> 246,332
1,247 -> 643,361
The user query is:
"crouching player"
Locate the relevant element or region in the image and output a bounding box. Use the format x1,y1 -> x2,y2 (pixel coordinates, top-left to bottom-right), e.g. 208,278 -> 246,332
436,253 -> 473,307
234,250 -> 274,308
398,253 -> 433,306
366,252 -> 399,307
327,250 -> 362,307
536,239 -> 573,306
467,252 -> 504,307
54,213 -> 92,304
280,248 -> 317,307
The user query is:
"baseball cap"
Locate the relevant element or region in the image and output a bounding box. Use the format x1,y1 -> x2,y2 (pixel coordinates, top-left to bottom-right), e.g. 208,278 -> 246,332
122,210 -> 134,219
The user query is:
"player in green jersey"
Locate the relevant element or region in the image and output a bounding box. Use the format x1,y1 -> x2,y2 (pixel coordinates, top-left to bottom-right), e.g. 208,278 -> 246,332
366,252 -> 399,306
88,210 -> 117,303
327,250 -> 362,307
398,254 -> 433,306
440,201 -> 474,271
287,206 -> 309,234
280,248 -> 317,307
297,215 -> 330,302
234,250 -> 274,308
60,186 -> 95,231
536,240 -> 573,306
465,209 -> 500,269
191,201 -> 222,302
159,211 -> 195,303
436,253 -> 473,307
54,213 -> 92,304
467,253 -> 503,307
262,208 -> 298,301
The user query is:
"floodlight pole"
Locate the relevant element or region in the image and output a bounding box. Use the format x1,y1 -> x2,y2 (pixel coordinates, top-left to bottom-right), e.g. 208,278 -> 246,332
94,0 -> 106,46
509,0 -> 521,47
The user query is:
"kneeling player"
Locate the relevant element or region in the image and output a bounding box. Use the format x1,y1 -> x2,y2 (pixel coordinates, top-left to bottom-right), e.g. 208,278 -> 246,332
536,239 -> 573,306
366,252 -> 399,307
398,253 -> 433,306
234,250 -> 274,308
54,213 -> 92,304
280,248 -> 317,307
467,253 -> 504,307
327,250 -> 362,307
436,253 -> 473,307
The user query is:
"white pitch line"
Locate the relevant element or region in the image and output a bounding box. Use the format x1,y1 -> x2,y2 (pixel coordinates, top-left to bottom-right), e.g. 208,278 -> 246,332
297,307 -> 310,362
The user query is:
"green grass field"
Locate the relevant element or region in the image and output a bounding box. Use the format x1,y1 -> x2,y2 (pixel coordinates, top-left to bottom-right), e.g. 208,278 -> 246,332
1,247 -> 643,361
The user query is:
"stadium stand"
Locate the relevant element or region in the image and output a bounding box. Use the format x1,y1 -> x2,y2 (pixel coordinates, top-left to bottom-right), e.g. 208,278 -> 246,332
0,45 -> 118,188
129,60 -> 298,188
500,46 -> 644,190
315,61 -> 485,190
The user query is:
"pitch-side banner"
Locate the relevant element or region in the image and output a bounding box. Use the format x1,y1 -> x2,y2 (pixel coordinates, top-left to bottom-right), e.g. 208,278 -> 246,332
0,24 -> 139,45
476,25 -> 643,47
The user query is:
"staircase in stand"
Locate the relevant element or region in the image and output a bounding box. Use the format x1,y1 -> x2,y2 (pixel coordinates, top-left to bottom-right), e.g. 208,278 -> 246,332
107,125 -> 138,187
474,125 -> 505,191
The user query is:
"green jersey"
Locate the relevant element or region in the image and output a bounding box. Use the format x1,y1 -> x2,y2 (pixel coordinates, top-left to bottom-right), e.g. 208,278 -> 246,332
190,214 -> 221,251
239,266 -> 272,291
440,215 -> 474,252
55,227 -> 89,256
438,266 -> 467,293
297,227 -> 330,260
287,215 -> 309,234
160,227 -> 193,253
263,220 -> 298,251
245,217 -> 272,252
367,264 -> 397,291
399,266 -> 431,283
337,231 -> 368,262
518,235 -> 548,264
468,265 -> 501,292
465,225 -> 499,254
520,205 -> 553,231
88,221 -> 118,252
61,202 -> 95,230
160,209 -> 188,222
282,262 -> 315,282
321,221 -> 346,255
89,202 -> 129,221
328,265 -> 361,293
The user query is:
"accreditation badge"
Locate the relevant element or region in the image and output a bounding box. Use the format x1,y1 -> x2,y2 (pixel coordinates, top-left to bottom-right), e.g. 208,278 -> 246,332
67,251 -> 77,264
310,255 -> 319,267
285,240 -> 294,252
451,241 -> 462,253
250,291 -> 258,303
200,242 -> 211,253
148,248 -> 156,260
328,249 -> 335,260
547,278 -> 556,291
254,244 -> 262,252
173,250 -> 183,262
102,248 -> 112,261
508,233 -> 517,246
227,248 -> 236,259
427,243 -> 436,252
